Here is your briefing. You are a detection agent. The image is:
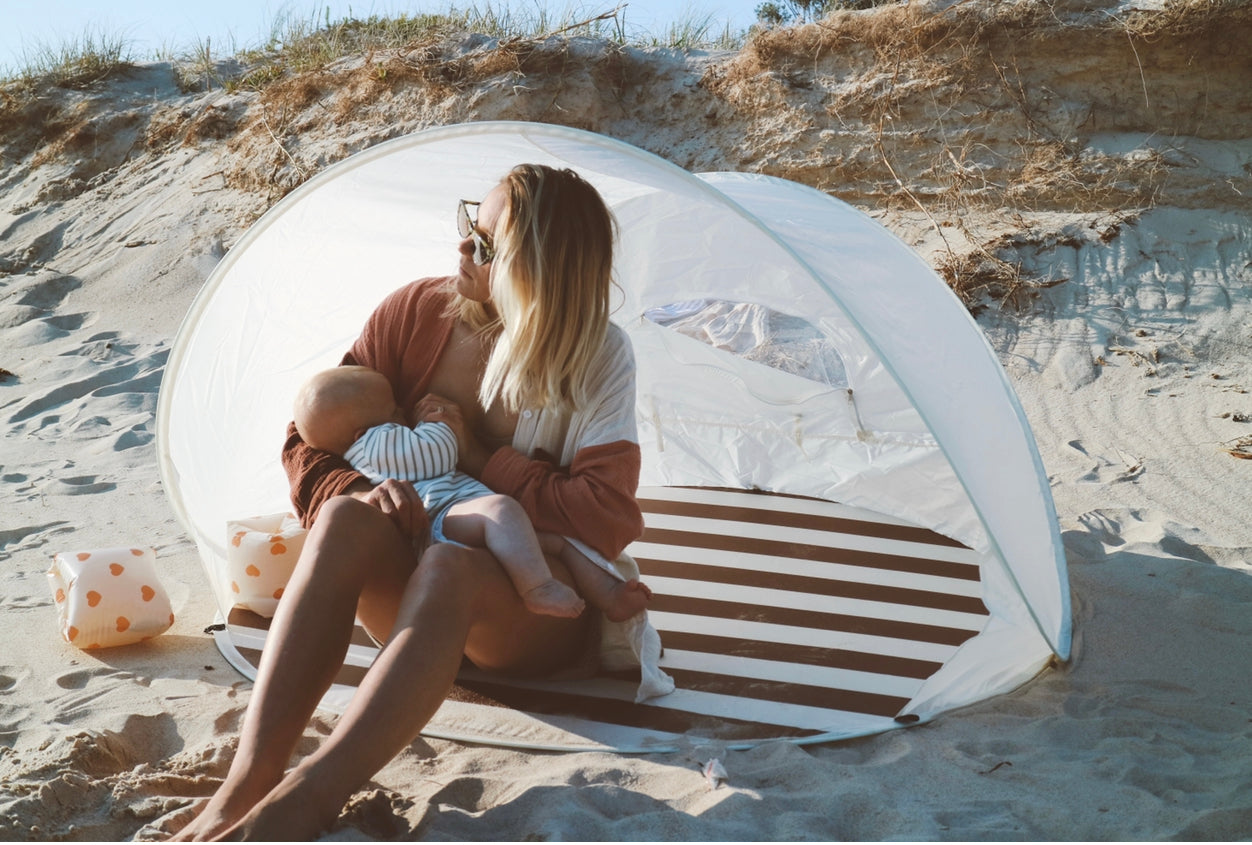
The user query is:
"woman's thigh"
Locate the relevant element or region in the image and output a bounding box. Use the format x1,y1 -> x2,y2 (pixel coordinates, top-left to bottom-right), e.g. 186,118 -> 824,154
438,544 -> 593,676
308,497 -> 421,642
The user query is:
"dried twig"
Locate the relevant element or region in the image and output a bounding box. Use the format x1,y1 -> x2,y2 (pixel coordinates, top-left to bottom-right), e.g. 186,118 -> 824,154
1222,436 -> 1252,460
257,108 -> 307,180
522,5 -> 625,43
875,117 -> 956,259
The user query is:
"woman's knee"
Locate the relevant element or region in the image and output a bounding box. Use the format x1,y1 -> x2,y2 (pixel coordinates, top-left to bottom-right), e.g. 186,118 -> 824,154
413,543 -> 485,590
310,496 -> 396,549
301,496 -> 412,583
317,494 -> 382,529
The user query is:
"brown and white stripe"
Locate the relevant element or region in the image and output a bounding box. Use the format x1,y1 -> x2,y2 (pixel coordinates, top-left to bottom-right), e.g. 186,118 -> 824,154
219,486 -> 988,749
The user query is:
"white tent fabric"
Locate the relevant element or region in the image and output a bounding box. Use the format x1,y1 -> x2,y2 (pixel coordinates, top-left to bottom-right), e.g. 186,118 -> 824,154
157,120 -> 1070,739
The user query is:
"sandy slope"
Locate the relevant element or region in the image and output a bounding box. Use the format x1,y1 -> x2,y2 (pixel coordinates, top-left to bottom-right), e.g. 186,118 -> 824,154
2,1 -> 1251,839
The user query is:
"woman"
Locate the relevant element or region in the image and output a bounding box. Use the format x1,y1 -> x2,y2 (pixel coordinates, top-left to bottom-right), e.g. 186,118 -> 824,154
176,164 -> 645,841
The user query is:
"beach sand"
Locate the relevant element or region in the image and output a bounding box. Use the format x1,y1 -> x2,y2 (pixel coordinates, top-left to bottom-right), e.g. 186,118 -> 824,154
3,2 -> 1251,839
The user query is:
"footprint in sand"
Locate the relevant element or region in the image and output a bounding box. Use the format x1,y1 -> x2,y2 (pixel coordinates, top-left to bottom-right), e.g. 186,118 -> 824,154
0,521 -> 73,562
1066,439 -> 1143,483
5,312 -> 90,346
8,343 -> 167,427
55,668 -> 103,690
8,364 -> 143,425
2,220 -> 71,269
339,788 -> 412,839
10,267 -> 80,309
56,475 -> 117,495
113,423 -> 154,451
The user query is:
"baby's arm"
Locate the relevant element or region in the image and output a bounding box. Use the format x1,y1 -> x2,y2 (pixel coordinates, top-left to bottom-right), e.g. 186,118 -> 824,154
344,422 -> 458,484
399,421 -> 459,480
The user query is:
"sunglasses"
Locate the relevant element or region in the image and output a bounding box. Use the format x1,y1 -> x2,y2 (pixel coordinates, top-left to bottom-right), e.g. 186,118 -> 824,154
457,199 -> 496,266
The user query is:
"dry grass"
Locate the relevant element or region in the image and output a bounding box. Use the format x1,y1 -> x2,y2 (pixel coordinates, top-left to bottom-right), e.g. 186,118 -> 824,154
934,240 -> 1068,312
214,22 -> 641,201
170,4 -> 741,96
0,27 -> 135,159
701,0 -> 1251,304
1122,0 -> 1252,38
5,28 -> 134,89
1223,435 -> 1252,460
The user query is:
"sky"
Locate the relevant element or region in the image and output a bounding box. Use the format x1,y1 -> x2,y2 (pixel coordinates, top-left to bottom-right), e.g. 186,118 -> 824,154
1,1 -> 766,74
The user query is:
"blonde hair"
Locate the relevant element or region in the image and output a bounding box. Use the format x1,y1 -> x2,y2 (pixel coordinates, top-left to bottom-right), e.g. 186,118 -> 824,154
453,164 -> 616,414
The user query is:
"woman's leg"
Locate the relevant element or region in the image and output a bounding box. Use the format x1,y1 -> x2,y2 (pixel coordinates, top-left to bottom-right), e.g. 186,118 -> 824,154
212,539 -> 590,841
174,496 -> 419,841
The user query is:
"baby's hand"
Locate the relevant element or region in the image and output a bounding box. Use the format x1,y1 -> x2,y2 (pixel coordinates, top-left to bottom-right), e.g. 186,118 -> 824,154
413,393 -> 460,427
413,393 -> 489,476
414,393 -> 470,450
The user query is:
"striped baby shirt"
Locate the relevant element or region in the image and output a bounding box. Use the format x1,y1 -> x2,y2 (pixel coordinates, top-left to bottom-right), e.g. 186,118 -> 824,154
344,421 -> 493,523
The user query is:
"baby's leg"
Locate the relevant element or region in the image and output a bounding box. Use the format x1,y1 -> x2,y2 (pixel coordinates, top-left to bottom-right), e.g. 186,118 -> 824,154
441,496 -> 585,618
541,534 -> 652,623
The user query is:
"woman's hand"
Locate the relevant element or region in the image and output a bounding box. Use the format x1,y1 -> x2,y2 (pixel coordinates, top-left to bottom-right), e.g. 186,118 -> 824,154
414,393 -> 492,476
346,478 -> 427,539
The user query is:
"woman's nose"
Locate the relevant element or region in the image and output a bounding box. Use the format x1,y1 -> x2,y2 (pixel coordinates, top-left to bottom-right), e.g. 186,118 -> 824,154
457,236 -> 474,256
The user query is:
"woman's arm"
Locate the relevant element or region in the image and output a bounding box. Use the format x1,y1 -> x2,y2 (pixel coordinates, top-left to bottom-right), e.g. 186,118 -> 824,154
481,440 -> 642,561
282,421 -> 367,527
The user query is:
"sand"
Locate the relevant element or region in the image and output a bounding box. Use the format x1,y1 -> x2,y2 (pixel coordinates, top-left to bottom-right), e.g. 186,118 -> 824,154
3,1 -> 1252,839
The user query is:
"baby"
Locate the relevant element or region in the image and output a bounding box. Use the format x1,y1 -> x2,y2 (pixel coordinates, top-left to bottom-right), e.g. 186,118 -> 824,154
293,366 -> 651,621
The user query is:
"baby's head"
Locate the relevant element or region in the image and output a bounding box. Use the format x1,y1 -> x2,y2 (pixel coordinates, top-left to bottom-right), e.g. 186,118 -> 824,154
294,366 -> 403,455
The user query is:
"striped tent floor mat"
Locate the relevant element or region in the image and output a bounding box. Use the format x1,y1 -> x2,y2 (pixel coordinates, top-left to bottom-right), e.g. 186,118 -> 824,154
213,486 -> 988,751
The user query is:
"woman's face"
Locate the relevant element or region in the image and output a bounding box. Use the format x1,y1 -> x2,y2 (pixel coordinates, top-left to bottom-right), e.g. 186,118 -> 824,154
457,184 -> 506,303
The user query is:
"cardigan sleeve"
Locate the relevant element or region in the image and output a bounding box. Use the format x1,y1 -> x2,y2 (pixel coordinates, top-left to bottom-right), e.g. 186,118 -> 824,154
282,422 -> 366,527
482,440 -> 642,561
480,327 -> 644,560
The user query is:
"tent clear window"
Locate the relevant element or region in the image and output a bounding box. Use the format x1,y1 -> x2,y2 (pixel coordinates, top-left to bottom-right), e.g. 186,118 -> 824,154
644,299 -> 849,389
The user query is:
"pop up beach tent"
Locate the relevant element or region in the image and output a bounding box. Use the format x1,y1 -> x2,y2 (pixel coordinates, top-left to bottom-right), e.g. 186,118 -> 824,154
157,121 -> 1070,751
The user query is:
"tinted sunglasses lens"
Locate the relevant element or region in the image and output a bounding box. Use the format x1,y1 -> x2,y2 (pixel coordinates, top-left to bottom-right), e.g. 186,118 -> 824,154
472,236 -> 490,265
457,202 -> 472,238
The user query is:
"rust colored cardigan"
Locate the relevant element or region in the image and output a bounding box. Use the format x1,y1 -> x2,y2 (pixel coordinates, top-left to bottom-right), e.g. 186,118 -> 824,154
281,277 -> 644,561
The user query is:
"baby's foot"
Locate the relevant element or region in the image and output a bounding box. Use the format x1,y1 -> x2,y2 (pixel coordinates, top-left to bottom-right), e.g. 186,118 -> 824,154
603,579 -> 653,622
522,579 -> 586,618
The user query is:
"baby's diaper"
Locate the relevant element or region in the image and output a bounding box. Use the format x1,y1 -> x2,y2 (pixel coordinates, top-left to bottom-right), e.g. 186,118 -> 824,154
226,513 -> 305,617
48,547 -> 174,650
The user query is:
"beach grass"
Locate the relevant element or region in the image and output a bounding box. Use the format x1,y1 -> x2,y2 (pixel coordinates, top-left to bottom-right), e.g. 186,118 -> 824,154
4,26 -> 133,89
157,3 -> 750,93
0,4 -> 751,94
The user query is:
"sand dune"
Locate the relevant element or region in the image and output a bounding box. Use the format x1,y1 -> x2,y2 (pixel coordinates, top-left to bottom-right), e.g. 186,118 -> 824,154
2,0 -> 1251,839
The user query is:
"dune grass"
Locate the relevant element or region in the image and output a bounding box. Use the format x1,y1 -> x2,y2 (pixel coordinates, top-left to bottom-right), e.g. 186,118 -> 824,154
2,4 -> 751,93
3,27 -> 134,89
171,3 -> 749,93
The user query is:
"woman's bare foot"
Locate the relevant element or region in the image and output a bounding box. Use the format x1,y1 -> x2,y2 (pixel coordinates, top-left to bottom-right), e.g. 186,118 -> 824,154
167,799 -> 243,842
211,763 -> 345,841
167,773 -> 280,841
521,578 -> 586,618
602,578 -> 652,622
